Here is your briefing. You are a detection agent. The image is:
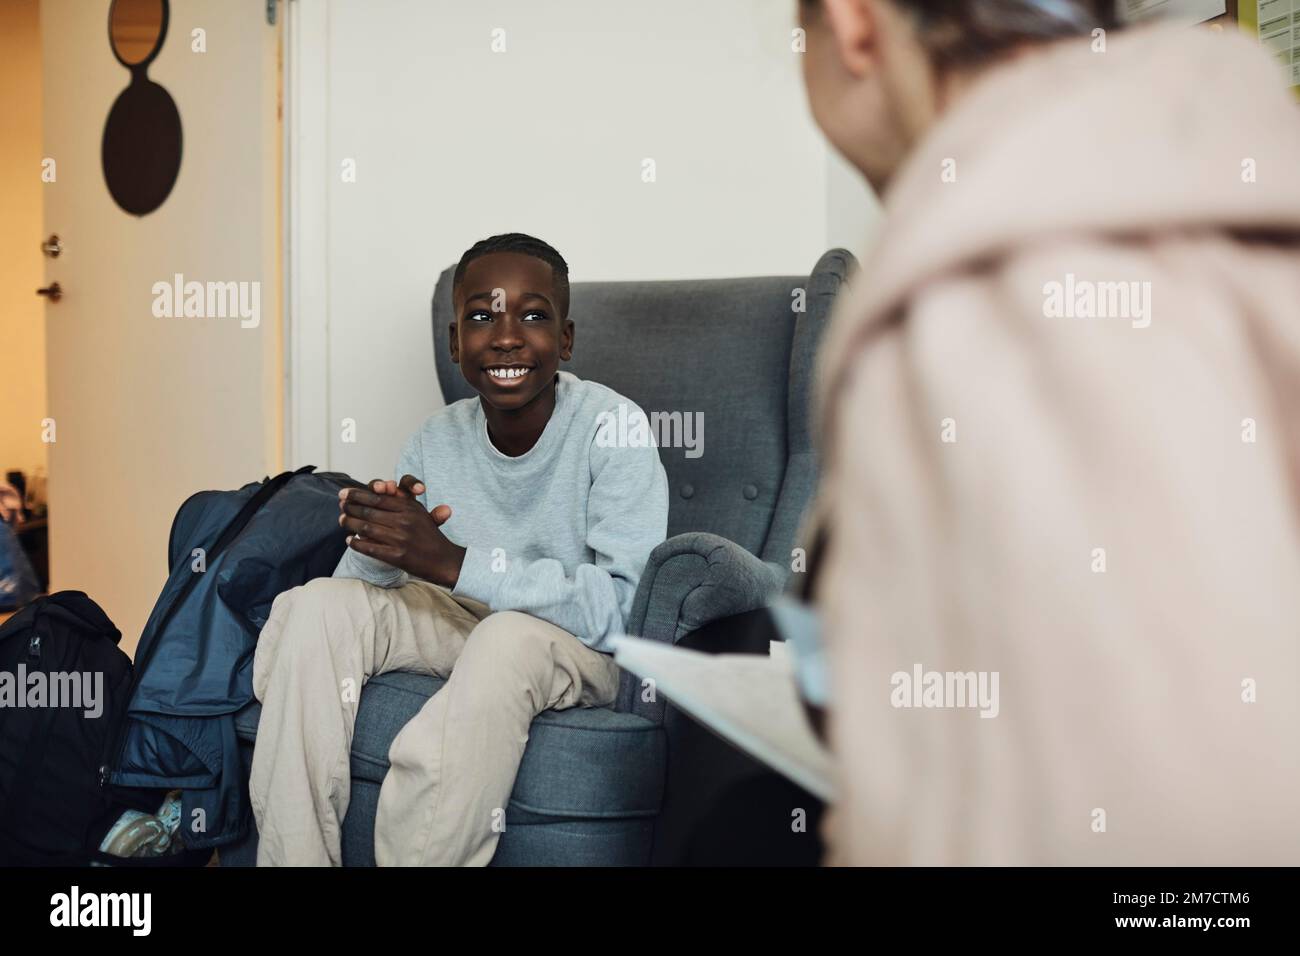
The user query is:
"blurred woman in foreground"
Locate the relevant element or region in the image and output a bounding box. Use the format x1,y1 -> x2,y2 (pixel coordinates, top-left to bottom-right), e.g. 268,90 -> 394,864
797,0 -> 1300,864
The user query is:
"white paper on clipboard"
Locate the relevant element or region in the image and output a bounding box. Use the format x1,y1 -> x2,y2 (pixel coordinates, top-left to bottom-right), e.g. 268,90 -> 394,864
610,635 -> 835,802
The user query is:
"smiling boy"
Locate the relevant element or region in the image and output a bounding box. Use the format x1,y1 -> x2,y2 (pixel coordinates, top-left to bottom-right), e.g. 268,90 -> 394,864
249,233 -> 669,866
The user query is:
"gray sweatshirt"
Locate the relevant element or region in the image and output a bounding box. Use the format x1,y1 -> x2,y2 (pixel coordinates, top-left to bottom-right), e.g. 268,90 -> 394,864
333,371 -> 669,652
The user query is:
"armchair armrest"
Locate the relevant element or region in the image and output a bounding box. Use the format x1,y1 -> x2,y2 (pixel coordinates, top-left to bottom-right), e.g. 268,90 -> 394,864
627,532 -> 787,644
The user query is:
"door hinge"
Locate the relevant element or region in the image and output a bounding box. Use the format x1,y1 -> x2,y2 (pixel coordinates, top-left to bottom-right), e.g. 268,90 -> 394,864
266,0 -> 277,26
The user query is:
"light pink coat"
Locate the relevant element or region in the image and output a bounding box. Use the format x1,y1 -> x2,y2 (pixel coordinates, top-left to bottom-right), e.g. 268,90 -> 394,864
811,23 -> 1300,865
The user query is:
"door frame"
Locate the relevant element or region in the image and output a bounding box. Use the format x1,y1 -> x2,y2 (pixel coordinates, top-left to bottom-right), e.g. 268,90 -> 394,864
283,0 -> 331,469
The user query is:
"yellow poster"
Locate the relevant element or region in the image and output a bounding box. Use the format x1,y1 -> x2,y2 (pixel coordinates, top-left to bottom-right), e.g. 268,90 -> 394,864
1239,0 -> 1300,93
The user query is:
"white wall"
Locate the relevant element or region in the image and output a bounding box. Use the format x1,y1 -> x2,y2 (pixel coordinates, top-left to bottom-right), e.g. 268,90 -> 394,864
290,0 -> 880,481
827,144 -> 883,254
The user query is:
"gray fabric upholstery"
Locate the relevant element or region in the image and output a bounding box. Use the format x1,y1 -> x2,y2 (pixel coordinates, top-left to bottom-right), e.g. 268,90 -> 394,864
224,249 -> 856,866
621,532 -> 787,722
759,248 -> 858,567
432,249 -> 856,557
433,247 -> 857,723
338,779 -> 657,867
232,671 -> 664,841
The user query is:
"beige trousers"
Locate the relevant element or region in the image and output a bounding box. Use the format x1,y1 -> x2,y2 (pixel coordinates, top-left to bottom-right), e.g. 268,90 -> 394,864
248,576 -> 622,866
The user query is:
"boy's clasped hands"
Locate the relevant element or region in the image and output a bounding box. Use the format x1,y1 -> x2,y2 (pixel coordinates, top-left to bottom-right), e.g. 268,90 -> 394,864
338,476 -> 467,588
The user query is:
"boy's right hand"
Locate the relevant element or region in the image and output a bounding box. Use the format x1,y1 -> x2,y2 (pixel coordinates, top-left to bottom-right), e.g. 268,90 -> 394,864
339,475 -> 428,526
360,475 -> 425,499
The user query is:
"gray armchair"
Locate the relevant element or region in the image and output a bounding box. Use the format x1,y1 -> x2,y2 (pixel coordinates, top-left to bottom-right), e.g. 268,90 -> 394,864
222,248 -> 856,866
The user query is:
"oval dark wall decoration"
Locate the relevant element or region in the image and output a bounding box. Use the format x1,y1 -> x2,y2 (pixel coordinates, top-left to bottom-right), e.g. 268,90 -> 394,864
102,0 -> 182,216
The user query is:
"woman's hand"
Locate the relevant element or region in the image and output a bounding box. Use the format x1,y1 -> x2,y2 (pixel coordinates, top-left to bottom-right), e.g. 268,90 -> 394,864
339,475 -> 467,587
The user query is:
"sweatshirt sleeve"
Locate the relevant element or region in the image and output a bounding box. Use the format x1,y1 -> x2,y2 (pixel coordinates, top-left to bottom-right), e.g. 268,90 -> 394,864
331,428 -> 426,588
451,431 -> 669,653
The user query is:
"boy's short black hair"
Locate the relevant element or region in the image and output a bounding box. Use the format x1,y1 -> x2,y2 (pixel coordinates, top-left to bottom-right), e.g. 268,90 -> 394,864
452,233 -> 571,318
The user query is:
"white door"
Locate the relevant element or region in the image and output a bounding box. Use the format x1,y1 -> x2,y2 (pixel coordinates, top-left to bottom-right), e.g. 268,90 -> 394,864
41,0 -> 281,653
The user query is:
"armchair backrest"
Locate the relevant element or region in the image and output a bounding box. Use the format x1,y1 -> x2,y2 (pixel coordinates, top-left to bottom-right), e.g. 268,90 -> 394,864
431,249 -> 857,568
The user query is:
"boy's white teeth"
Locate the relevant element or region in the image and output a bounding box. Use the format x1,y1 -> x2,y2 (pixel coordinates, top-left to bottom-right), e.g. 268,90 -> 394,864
489,367 -> 528,379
